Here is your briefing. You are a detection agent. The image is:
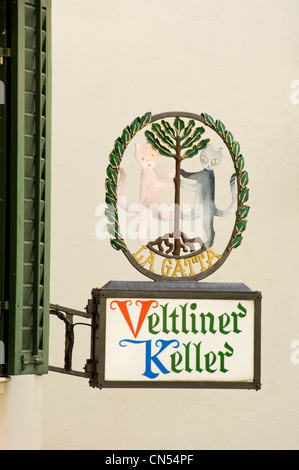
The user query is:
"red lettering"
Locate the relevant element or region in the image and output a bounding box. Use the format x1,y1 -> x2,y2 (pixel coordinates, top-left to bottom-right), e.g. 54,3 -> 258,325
110,299 -> 158,338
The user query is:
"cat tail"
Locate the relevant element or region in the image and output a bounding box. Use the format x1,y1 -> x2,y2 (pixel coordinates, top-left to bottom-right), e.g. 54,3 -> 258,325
214,173 -> 237,217
117,168 -> 140,214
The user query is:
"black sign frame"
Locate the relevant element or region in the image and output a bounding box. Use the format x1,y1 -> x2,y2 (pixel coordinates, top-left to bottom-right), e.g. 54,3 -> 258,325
88,281 -> 261,390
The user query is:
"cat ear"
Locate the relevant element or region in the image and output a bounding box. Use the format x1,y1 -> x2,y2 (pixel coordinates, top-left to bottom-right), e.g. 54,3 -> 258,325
147,143 -> 155,152
216,149 -> 223,162
201,144 -> 211,156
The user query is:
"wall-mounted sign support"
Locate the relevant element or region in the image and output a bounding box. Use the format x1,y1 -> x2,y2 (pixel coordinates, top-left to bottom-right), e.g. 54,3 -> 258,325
49,282 -> 261,391
49,303 -> 93,379
49,110 -> 262,391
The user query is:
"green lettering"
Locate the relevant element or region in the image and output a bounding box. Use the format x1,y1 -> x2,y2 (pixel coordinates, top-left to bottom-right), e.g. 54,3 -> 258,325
205,351 -> 217,373
218,342 -> 234,373
190,313 -> 198,333
193,342 -> 203,372
231,302 -> 247,333
171,351 -> 183,373
199,312 -> 216,334
183,342 -> 192,373
147,313 -> 160,334
161,303 -> 170,334
169,308 -> 179,334
180,304 -> 189,334
190,303 -> 198,333
218,313 -> 231,334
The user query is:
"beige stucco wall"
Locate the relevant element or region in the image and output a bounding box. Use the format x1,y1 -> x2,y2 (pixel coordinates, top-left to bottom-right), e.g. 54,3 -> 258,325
33,0 -> 299,449
0,376 -> 43,450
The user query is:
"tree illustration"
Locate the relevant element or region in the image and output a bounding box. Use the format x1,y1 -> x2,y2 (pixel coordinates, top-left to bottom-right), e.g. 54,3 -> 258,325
145,117 -> 210,256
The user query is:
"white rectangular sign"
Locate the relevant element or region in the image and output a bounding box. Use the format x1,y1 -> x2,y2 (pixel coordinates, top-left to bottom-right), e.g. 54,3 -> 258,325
96,287 -> 261,389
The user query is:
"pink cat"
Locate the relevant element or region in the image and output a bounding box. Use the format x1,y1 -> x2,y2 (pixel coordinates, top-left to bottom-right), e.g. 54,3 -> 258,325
118,143 -> 174,245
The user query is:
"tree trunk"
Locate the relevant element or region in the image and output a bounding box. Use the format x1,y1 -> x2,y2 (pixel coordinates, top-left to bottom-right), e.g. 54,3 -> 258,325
173,136 -> 182,256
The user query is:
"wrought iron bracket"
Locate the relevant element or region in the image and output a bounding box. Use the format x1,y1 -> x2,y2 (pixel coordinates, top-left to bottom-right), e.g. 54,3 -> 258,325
49,302 -> 97,381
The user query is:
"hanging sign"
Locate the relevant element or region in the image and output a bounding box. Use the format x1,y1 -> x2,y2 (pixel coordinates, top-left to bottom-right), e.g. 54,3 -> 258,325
94,111 -> 261,391
92,282 -> 261,390
105,111 -> 249,281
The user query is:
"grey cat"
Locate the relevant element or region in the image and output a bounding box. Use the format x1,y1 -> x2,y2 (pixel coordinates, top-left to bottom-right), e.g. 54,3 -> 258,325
180,145 -> 237,248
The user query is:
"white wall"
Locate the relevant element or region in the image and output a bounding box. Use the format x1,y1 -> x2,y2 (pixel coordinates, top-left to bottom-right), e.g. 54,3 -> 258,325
43,0 -> 299,450
0,376 -> 43,450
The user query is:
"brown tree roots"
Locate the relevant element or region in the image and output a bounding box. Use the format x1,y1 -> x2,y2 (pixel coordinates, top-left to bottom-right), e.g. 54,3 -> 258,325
147,232 -> 205,256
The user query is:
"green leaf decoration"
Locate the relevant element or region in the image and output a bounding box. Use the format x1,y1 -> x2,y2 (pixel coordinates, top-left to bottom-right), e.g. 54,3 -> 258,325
105,178 -> 117,199
173,117 -> 185,135
105,207 -> 118,225
202,113 -> 215,128
194,112 -> 249,252
161,120 -> 176,139
105,179 -> 117,199
144,130 -> 156,146
181,120 -> 195,140
236,155 -> 245,171
110,238 -> 127,251
106,165 -> 117,185
197,138 -> 210,150
140,112 -> 151,128
105,194 -> 117,212
181,127 -> 204,149
121,126 -> 131,146
239,205 -> 250,219
130,117 -> 140,136
183,146 -> 200,159
145,130 -> 175,157
239,187 -> 249,204
182,138 -> 210,159
232,141 -> 241,157
236,220 -> 247,234
107,223 -> 122,239
225,131 -> 234,146
240,170 -> 249,188
105,112 -> 250,258
151,123 -> 176,148
109,151 -> 120,169
230,235 -> 243,249
216,120 -> 226,136
114,138 -> 124,157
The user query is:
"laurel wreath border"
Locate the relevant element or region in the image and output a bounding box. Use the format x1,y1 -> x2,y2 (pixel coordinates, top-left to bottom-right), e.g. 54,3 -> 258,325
201,113 -> 250,252
105,111 -> 249,256
105,111 -> 152,252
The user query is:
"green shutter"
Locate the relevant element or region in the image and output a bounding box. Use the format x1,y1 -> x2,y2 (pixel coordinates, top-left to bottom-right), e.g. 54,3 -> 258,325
0,1 -> 9,375
0,0 -> 51,375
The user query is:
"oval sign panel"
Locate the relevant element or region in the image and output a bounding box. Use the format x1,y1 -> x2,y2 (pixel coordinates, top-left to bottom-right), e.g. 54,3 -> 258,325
105,111 -> 249,281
